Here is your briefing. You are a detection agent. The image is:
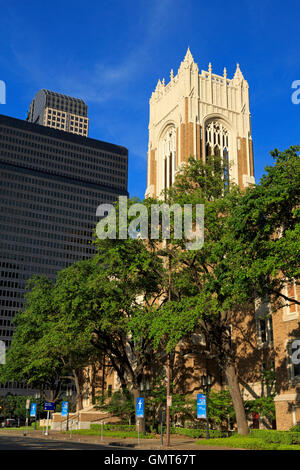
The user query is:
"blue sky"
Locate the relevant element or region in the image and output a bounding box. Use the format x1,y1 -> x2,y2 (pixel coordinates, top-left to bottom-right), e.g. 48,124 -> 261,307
0,0 -> 299,199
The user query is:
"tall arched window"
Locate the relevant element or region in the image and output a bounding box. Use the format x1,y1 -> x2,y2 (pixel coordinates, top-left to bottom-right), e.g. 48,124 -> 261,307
205,120 -> 230,191
162,126 -> 176,190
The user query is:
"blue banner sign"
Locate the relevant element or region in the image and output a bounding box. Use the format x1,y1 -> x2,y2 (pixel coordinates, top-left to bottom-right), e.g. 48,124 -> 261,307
61,401 -> 69,417
197,394 -> 206,419
30,403 -> 37,418
136,397 -> 144,418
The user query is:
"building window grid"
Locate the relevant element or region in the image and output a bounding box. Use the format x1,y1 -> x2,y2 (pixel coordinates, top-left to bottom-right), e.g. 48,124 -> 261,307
287,339 -> 300,382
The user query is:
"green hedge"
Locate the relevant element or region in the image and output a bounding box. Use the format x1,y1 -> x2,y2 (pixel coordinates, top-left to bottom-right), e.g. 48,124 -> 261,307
197,436 -> 300,450
250,429 -> 300,445
170,427 -> 230,438
290,425 -> 300,432
90,424 -> 228,438
90,424 -> 136,432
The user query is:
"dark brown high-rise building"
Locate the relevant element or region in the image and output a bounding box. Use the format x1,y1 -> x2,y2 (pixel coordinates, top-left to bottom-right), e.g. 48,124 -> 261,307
0,113 -> 128,395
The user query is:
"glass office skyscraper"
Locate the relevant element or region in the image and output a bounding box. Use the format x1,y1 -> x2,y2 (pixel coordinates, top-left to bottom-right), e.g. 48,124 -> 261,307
0,113 -> 128,394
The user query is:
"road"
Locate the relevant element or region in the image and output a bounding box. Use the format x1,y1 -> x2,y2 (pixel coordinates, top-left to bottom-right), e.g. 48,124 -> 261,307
0,434 -> 116,450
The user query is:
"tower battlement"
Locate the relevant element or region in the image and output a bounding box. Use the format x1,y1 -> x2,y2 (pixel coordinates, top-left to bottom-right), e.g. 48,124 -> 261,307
146,48 -> 255,198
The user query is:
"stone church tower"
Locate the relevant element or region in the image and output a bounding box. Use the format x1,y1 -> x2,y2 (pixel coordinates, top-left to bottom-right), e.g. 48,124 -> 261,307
146,48 -> 255,198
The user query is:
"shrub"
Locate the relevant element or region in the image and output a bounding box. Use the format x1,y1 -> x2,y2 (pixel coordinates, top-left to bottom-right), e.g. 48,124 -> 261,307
249,429 -> 300,445
290,425 -> 300,432
197,436 -> 279,450
90,424 -> 136,432
170,427 -> 229,438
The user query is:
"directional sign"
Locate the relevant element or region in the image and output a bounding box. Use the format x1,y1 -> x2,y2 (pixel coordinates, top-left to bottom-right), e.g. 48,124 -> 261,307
44,401 -> 55,412
197,394 -> 206,419
136,397 -> 144,418
30,403 -> 37,418
61,401 -> 69,417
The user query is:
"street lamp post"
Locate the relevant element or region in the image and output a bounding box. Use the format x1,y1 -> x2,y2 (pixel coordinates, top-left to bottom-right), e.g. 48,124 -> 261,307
66,388 -> 73,431
201,373 -> 212,439
139,379 -> 150,436
34,392 -> 40,430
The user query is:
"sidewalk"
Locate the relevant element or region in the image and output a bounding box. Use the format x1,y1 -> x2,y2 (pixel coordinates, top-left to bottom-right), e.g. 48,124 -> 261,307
0,429 -> 241,450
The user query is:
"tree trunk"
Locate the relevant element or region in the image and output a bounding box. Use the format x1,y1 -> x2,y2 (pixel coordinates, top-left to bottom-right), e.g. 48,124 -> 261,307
73,370 -> 83,412
225,363 -> 249,435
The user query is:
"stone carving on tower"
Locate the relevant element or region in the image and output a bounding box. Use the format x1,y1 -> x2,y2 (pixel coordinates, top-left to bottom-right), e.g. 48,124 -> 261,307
146,48 -> 255,198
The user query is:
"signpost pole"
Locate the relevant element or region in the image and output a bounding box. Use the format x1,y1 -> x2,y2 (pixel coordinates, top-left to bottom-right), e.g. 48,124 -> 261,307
45,410 -> 50,436
24,410 -> 28,436
136,398 -> 144,446
101,419 -> 104,442
24,399 -> 30,436
166,355 -> 171,447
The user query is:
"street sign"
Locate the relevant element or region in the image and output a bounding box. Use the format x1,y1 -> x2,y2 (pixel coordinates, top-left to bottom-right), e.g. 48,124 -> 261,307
197,393 -> 206,419
26,399 -> 30,410
167,395 -> 172,407
44,401 -> 55,412
30,403 -> 37,418
136,397 -> 144,418
61,401 -> 69,417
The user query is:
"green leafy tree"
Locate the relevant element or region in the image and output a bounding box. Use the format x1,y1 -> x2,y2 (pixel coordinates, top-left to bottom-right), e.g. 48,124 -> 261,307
0,277 -> 64,402
95,389 -> 135,424
207,390 -> 235,429
139,155 -> 252,435
90,205 -> 167,422
49,260 -> 102,410
0,268 -> 99,411
229,146 -> 300,307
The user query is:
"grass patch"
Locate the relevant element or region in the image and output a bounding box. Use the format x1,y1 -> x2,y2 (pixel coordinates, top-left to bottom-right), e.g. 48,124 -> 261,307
0,424 -> 45,432
64,429 -> 157,439
196,435 -> 300,450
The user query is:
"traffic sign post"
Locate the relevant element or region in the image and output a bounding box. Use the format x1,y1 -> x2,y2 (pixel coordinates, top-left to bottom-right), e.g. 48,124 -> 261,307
24,399 -> 30,436
44,402 -> 55,436
159,409 -> 165,446
100,419 -> 104,442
